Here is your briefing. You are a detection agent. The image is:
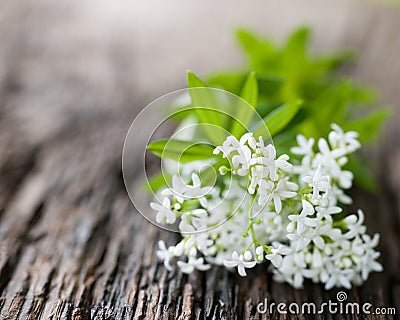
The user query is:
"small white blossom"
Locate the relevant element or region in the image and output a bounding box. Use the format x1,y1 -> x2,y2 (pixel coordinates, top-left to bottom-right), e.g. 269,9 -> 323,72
156,241 -> 176,271
275,253 -> 317,288
343,209 -> 366,239
162,173 -> 210,207
256,246 -> 264,261
337,169 -> 353,189
317,137 -> 346,160
248,165 -> 269,194
329,123 -> 361,153
265,243 -> 291,268
260,177 -> 298,213
251,143 -> 278,180
359,234 -> 383,280
303,164 -> 330,200
287,200 -> 317,235
177,257 -> 211,273
150,197 -> 176,224
213,135 -> 240,157
324,266 -> 353,290
290,135 -> 314,157
223,251 -> 257,276
315,205 -> 342,223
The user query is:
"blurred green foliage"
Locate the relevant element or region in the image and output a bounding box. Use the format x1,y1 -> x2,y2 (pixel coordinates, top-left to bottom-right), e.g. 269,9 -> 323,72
148,27 -> 388,191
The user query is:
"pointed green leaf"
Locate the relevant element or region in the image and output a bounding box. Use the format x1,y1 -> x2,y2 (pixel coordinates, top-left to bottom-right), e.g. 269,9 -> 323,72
147,139 -> 215,163
199,166 -> 217,187
283,27 -> 309,63
236,29 -> 277,71
229,72 -> 258,137
188,70 -> 208,88
207,71 -> 246,94
350,85 -> 376,105
240,71 -> 258,107
236,29 -> 264,57
255,100 -> 302,137
187,71 -> 225,144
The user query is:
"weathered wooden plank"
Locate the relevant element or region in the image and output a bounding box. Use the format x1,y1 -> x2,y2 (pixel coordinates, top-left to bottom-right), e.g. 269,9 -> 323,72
0,0 -> 399,319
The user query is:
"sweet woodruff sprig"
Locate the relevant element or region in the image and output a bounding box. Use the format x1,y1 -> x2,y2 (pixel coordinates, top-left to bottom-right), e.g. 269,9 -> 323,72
151,124 -> 382,290
147,28 -> 386,290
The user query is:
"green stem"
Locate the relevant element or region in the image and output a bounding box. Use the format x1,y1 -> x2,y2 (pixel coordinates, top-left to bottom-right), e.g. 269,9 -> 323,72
246,195 -> 258,252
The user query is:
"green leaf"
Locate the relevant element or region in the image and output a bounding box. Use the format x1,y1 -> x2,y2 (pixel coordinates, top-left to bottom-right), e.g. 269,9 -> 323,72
255,100 -> 302,137
147,139 -> 215,162
256,102 -> 279,119
236,29 -> 277,71
199,166 -> 218,187
257,76 -> 284,97
144,172 -> 171,192
343,109 -> 389,142
207,71 -> 245,94
187,71 -> 225,144
229,72 -> 258,137
273,131 -> 297,156
345,155 -> 377,192
188,70 -> 208,88
236,29 -> 271,58
283,27 -> 309,63
350,85 -> 376,105
240,71 -> 258,107
300,81 -> 352,138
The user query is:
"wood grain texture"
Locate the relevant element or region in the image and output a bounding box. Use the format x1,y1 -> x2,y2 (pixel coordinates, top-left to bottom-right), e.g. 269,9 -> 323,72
0,0 -> 399,319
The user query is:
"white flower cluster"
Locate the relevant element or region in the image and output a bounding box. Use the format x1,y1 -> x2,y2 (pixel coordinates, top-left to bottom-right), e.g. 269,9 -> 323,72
151,124 -> 382,290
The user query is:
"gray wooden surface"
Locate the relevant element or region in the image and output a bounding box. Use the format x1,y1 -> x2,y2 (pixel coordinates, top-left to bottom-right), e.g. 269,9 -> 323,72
0,0 -> 399,319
